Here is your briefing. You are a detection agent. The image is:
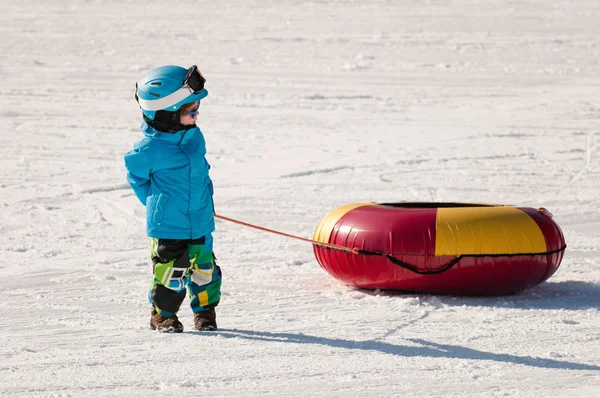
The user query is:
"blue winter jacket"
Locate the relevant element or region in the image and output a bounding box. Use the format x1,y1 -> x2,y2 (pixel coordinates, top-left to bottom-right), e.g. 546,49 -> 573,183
124,122 -> 215,241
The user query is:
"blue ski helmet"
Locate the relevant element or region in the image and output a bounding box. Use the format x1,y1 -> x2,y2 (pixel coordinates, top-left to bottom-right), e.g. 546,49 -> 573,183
135,65 -> 208,120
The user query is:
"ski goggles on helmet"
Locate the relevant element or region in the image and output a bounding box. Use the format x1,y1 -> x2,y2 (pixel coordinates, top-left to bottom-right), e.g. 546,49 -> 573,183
183,65 -> 206,94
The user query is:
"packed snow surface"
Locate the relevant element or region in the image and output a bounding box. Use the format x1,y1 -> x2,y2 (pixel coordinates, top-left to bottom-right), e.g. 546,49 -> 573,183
1,1 -> 599,397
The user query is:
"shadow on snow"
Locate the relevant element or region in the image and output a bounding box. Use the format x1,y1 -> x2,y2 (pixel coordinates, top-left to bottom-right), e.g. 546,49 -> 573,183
210,329 -> 600,371
355,280 -> 600,311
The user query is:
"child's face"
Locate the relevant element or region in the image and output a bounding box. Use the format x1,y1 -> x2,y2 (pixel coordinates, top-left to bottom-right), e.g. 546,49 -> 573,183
180,101 -> 200,126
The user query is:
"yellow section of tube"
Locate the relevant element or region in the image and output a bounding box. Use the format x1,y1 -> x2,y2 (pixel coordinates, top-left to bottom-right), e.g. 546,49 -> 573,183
435,206 -> 547,256
313,203 -> 373,244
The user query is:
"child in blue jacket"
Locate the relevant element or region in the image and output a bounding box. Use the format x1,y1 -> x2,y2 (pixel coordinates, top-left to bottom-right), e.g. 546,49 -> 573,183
125,65 -> 221,333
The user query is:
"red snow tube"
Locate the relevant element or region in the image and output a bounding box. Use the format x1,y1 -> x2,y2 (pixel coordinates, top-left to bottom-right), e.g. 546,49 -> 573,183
312,203 -> 566,295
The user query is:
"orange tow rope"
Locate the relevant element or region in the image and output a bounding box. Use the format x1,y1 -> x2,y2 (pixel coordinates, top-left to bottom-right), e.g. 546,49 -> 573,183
214,214 -> 359,255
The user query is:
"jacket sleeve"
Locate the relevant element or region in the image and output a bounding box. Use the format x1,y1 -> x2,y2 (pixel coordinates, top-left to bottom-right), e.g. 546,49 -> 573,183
124,146 -> 152,205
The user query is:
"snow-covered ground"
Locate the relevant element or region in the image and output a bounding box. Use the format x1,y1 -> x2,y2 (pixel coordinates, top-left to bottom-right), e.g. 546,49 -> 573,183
1,0 -> 599,396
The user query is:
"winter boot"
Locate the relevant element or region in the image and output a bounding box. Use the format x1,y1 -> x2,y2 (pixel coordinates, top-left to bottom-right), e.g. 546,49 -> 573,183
194,308 -> 217,331
150,307 -> 184,333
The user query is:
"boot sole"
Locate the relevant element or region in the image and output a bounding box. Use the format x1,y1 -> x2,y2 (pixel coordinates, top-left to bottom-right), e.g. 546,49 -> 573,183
195,324 -> 217,331
150,322 -> 183,333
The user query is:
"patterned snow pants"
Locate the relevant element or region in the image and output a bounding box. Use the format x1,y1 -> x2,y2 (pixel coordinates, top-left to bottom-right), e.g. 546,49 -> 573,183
149,235 -> 221,317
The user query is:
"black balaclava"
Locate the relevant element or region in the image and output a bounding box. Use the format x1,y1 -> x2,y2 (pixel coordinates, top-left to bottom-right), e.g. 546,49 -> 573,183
143,109 -> 195,133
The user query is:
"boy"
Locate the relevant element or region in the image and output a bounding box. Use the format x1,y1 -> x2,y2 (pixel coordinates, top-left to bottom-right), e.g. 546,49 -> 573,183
124,65 -> 221,333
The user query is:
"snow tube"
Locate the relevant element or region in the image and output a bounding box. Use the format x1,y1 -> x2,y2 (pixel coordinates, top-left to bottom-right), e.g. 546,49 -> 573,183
312,203 -> 566,295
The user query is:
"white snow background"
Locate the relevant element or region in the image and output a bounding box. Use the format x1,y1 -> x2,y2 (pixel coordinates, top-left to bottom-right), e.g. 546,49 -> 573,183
1,1 -> 599,397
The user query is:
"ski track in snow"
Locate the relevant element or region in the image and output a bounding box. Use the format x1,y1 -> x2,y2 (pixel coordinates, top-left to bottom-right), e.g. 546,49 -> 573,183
1,1 -> 600,397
